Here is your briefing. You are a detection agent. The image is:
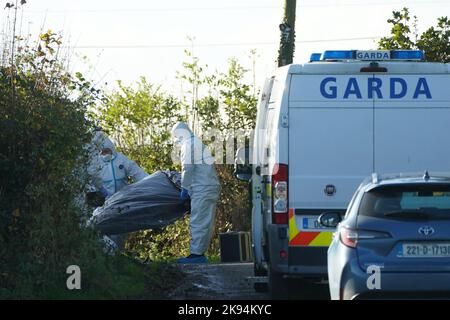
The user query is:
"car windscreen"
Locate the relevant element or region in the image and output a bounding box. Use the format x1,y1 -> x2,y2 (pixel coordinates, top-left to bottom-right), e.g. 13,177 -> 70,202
358,184 -> 450,219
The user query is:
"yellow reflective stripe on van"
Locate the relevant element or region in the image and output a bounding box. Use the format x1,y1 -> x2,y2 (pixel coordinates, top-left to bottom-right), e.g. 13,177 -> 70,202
289,208 -> 333,247
308,231 -> 333,246
288,209 -> 299,241
289,230 -> 333,247
265,182 -> 271,197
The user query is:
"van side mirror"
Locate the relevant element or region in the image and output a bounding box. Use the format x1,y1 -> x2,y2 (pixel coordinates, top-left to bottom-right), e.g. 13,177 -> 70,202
318,212 -> 342,228
234,147 -> 252,181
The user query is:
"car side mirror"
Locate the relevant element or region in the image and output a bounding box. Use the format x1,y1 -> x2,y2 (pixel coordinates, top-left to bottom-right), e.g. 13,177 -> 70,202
318,212 -> 342,228
234,147 -> 252,181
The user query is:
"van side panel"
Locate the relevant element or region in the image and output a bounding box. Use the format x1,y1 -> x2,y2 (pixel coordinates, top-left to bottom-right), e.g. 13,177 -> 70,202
252,77 -> 274,269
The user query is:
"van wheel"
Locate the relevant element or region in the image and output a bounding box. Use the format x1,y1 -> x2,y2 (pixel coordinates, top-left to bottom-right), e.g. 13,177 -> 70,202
268,267 -> 289,299
253,263 -> 268,292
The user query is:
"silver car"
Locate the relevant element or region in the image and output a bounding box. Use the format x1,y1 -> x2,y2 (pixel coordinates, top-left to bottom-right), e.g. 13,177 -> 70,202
320,172 -> 450,300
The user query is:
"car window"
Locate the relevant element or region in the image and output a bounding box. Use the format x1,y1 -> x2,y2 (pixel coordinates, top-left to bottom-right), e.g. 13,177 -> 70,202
401,191 -> 450,209
358,184 -> 450,218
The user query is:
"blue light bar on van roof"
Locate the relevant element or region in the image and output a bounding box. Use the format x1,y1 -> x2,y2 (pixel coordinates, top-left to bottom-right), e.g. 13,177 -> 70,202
310,53 -> 322,62
391,50 -> 425,60
321,50 -> 355,60
317,49 -> 425,61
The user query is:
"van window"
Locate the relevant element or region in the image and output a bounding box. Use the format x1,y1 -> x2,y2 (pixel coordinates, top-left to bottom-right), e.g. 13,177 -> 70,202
269,78 -> 281,104
254,77 -> 273,166
260,108 -> 277,170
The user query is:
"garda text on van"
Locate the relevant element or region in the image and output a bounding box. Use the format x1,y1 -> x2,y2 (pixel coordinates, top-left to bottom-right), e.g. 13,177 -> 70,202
320,77 -> 432,99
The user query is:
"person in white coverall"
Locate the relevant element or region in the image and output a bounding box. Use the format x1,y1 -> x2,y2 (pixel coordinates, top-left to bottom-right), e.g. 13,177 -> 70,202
88,131 -> 149,249
171,122 -> 220,264
89,131 -> 149,198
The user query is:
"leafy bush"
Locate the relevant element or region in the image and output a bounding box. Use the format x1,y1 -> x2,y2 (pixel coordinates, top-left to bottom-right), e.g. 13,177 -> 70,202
378,8 -> 450,62
0,11 -> 179,298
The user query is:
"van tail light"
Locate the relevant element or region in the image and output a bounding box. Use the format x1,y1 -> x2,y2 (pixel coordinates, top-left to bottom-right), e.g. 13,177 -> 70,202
272,163 -> 288,224
339,226 -> 391,248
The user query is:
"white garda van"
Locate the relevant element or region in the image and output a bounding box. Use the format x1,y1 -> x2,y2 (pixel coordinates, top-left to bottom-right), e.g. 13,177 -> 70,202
234,50 -> 450,299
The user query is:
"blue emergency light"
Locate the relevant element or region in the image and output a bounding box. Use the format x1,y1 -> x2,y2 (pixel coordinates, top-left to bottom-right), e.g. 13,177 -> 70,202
322,50 -> 355,60
313,50 -> 425,62
310,53 -> 322,62
391,50 -> 425,60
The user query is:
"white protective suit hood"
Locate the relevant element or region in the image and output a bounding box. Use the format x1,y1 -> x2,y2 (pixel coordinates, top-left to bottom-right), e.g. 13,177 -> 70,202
88,131 -> 148,197
92,131 -> 117,156
171,121 -> 219,188
171,121 -> 193,146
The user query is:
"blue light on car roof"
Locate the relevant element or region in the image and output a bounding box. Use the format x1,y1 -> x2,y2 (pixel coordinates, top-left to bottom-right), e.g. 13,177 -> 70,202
391,50 -> 425,60
321,50 -> 355,60
310,53 -> 322,62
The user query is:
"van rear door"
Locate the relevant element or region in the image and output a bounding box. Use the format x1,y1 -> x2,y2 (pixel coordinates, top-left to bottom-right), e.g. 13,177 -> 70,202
287,74 -> 374,270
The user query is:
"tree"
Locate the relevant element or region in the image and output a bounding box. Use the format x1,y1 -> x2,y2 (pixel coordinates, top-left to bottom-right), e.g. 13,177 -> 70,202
416,17 -> 450,63
378,7 -> 450,62
219,58 -> 258,134
0,26 -> 106,298
98,77 -> 184,173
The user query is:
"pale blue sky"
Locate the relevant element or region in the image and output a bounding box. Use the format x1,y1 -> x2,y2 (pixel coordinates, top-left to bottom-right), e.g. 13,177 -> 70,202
2,0 -> 449,96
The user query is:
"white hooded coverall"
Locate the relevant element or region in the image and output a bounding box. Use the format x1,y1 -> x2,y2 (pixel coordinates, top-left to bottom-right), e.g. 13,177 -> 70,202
89,131 -> 149,197
88,131 -> 149,250
172,122 -> 220,255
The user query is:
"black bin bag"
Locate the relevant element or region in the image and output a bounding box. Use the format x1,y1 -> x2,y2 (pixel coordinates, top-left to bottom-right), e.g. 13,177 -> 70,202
90,170 -> 189,235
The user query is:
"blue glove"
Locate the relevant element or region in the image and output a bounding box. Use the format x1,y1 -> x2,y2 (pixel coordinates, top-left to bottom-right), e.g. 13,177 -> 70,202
99,186 -> 109,198
180,188 -> 190,201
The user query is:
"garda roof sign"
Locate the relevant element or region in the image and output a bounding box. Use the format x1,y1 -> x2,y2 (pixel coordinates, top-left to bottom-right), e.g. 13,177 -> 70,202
356,50 -> 391,61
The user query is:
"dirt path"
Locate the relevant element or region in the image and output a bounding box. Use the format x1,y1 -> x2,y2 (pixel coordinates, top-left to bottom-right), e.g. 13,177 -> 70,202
168,263 -> 269,300
168,262 -> 331,300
